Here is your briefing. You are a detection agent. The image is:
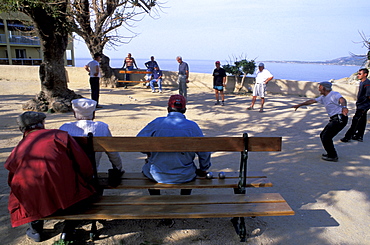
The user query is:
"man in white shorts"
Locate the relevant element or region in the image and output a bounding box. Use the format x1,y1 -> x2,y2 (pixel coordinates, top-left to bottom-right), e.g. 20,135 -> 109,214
247,63 -> 274,112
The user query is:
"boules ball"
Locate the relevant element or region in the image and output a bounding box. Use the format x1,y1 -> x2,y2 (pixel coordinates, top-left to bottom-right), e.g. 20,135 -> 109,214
218,171 -> 225,179
206,172 -> 213,179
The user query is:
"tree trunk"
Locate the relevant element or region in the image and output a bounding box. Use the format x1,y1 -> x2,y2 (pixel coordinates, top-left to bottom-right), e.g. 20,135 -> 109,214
233,73 -> 243,93
100,54 -> 118,88
22,3 -> 81,113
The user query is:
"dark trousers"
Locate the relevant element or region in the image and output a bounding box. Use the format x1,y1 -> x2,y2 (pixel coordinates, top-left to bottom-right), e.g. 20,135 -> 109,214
344,109 -> 368,139
89,77 -> 100,105
148,189 -> 192,195
320,114 -> 348,158
28,196 -> 95,235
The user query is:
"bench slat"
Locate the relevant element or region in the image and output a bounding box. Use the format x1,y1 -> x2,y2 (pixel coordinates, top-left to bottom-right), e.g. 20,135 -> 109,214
119,70 -> 152,74
93,193 -> 287,206
98,177 -> 272,189
46,203 -> 294,220
98,171 -> 267,179
117,80 -> 144,83
89,137 -> 282,152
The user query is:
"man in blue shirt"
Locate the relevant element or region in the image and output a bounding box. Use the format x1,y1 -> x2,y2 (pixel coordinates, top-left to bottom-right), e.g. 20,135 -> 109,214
149,66 -> 163,93
144,56 -> 159,72
137,94 -> 211,194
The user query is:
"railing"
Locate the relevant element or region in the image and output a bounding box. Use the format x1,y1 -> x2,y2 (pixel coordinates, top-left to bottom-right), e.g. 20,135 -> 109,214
0,58 -> 42,65
0,34 -> 40,45
0,58 -> 73,66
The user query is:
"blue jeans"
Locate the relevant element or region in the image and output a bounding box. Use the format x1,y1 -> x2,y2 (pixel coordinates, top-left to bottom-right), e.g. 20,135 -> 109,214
125,66 -> 133,81
150,79 -> 162,91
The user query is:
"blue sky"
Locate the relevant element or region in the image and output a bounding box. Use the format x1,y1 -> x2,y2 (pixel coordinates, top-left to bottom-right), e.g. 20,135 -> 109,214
73,0 -> 370,62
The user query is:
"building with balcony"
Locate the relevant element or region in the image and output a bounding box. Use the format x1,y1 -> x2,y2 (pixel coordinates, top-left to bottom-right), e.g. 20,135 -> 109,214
0,12 -> 74,66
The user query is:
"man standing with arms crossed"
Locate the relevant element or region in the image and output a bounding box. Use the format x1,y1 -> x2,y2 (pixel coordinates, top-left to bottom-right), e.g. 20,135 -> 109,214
176,56 -> 189,99
341,68 -> 370,142
247,63 -> 274,112
84,53 -> 102,108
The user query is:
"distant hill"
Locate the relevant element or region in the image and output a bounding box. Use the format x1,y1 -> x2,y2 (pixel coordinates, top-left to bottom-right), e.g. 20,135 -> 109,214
266,56 -> 366,66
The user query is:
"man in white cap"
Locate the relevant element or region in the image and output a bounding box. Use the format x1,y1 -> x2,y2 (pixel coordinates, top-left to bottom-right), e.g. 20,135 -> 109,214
247,63 -> 274,112
292,81 -> 349,162
60,98 -> 124,186
5,111 -> 96,242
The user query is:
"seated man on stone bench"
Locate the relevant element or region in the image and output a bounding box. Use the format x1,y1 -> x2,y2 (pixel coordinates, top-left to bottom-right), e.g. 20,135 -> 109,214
137,94 -> 211,195
149,66 -> 163,93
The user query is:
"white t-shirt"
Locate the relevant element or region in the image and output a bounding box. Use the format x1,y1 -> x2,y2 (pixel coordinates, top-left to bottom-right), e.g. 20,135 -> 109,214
255,69 -> 273,84
87,60 -> 101,78
60,120 -> 122,171
315,91 -> 343,117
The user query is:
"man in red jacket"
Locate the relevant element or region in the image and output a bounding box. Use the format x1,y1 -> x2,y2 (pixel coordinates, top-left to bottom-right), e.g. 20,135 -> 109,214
4,111 -> 96,242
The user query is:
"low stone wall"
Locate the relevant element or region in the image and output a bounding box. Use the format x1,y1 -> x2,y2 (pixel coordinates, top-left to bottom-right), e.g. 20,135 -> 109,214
0,65 -> 358,101
225,76 -> 358,101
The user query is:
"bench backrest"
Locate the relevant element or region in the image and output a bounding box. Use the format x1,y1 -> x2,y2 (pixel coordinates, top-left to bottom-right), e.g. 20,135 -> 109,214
73,136 -> 282,153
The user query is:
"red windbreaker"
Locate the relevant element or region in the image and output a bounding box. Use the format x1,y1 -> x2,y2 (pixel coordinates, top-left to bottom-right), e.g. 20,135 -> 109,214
4,129 -> 95,227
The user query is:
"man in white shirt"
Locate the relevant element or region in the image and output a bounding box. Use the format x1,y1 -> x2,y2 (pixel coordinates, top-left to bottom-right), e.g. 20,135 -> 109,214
60,98 -> 124,186
84,53 -> 102,108
247,63 -> 274,112
292,81 -> 348,162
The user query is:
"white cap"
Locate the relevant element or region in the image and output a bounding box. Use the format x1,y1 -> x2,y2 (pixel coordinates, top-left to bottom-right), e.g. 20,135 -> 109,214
72,98 -> 97,120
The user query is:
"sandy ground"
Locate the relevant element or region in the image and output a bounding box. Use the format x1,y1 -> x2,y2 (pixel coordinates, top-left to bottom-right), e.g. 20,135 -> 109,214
0,78 -> 369,245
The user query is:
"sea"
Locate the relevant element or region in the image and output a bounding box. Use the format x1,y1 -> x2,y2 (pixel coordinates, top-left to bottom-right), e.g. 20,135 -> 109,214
75,58 -> 361,82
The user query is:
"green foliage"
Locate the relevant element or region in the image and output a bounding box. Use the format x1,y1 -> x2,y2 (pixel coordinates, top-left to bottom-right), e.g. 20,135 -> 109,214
239,59 -> 256,75
52,239 -> 74,245
222,58 -> 256,76
0,0 -> 70,35
223,64 -> 241,76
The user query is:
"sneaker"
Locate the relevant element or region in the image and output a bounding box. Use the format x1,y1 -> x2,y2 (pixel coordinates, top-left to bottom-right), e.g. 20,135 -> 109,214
247,107 -> 254,110
215,101 -> 220,105
322,156 -> 338,162
352,136 -> 363,142
221,102 -> 225,106
151,90 -> 155,93
340,137 -> 350,142
259,108 -> 264,113
159,90 -> 163,93
26,228 -> 42,242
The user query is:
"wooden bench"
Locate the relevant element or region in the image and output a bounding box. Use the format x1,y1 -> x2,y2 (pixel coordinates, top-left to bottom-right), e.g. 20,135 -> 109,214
117,69 -> 152,85
44,133 -> 294,242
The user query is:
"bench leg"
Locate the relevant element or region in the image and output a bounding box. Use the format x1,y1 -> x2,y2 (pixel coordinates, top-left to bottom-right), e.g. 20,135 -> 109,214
233,188 -> 246,194
231,217 -> 247,242
89,221 -> 98,241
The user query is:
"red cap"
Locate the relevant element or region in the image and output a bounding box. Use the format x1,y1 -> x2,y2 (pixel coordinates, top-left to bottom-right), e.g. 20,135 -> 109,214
168,94 -> 186,109
215,61 -> 220,64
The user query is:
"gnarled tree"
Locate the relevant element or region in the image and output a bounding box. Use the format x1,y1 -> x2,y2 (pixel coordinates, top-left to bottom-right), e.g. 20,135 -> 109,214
70,0 -> 160,87
0,0 -> 81,112
223,57 -> 256,93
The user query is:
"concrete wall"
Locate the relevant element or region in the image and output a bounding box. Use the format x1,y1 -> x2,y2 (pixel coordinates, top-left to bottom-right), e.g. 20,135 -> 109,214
225,76 -> 358,101
0,65 -> 358,101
